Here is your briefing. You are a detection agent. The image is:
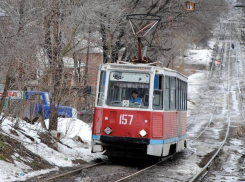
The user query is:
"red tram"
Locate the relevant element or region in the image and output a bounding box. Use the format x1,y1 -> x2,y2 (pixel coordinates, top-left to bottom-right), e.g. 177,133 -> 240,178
91,63 -> 187,158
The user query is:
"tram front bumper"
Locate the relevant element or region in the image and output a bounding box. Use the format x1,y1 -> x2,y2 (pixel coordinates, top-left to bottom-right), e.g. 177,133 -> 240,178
91,139 -> 103,153
100,135 -> 149,144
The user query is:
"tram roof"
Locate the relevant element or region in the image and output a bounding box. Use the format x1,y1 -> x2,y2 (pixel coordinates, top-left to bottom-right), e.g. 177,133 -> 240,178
99,63 -> 188,81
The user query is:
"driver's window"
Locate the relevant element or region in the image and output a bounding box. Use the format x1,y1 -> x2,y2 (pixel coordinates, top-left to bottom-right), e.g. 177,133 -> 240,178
107,72 -> 150,108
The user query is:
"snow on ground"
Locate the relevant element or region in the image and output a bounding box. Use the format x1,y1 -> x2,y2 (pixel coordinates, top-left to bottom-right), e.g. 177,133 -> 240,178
186,42 -> 213,118
0,161 -> 57,182
0,117 -> 104,181
187,118 -> 209,138
169,161 -> 200,176
188,72 -> 207,83
208,39 -> 216,49
230,138 -> 243,146
185,49 -> 212,66
187,71 -> 208,118
230,90 -> 240,115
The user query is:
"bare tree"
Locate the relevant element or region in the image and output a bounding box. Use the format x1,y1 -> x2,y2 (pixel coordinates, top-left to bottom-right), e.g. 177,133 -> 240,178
89,0 -> 228,65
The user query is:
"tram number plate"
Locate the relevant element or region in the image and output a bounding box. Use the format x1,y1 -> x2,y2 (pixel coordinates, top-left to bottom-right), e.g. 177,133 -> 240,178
119,114 -> 133,125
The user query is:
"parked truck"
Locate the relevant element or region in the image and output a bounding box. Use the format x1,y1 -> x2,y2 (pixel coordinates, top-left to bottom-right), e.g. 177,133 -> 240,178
0,90 -> 77,122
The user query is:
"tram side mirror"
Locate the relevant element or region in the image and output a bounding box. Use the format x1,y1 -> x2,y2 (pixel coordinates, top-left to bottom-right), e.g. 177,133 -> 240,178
144,93 -> 149,104
86,86 -> 91,94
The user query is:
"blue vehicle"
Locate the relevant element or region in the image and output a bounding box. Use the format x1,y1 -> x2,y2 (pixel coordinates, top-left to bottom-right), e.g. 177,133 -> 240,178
0,90 -> 77,122
25,91 -> 77,122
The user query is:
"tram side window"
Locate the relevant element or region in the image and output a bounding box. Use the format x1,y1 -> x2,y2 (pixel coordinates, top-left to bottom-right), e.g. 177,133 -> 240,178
184,82 -> 187,110
183,82 -> 186,110
178,80 -> 182,110
183,81 -> 185,110
164,76 -> 170,110
170,77 -> 176,110
179,81 -> 187,111
181,81 -> 184,110
176,79 -> 179,110
97,71 -> 106,106
153,75 -> 163,110
186,83 -> 188,110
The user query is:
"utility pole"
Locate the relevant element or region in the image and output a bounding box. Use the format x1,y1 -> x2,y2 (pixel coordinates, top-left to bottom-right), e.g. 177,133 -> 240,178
85,27 -> 91,114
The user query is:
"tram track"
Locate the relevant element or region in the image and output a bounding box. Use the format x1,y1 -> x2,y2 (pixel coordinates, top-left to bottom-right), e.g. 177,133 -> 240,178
38,162 -> 105,182
188,22 -> 236,182
187,23 -> 226,129
189,111 -> 231,182
114,155 -> 173,182
199,19 -> 245,181
37,158 -> 175,182
188,23 -> 228,143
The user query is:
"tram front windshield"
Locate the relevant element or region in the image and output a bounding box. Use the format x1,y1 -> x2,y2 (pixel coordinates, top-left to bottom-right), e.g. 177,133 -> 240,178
107,71 -> 150,109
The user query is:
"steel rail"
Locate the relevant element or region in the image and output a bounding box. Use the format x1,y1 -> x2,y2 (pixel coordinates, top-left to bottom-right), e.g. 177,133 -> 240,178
189,22 -> 232,182
115,155 -> 173,182
190,114 -> 213,143
189,112 -> 230,182
38,162 -> 105,182
188,23 -> 227,142
187,23 -> 226,129
189,37 -> 225,141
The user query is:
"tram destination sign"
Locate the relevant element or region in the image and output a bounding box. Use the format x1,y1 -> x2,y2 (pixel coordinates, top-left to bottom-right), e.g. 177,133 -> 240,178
110,72 -> 150,83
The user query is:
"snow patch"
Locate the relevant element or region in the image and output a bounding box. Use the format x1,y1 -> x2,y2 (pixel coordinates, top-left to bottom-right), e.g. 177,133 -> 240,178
188,72 -> 207,83
0,117 -> 104,181
185,49 -> 212,65
169,162 -> 200,175
230,138 -> 243,146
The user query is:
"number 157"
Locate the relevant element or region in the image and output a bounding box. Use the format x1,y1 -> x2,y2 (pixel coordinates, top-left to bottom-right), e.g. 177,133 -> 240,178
119,114 -> 133,125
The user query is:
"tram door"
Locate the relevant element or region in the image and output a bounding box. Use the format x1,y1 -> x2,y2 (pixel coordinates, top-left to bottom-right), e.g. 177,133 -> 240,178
177,79 -> 188,136
176,78 -> 187,137
163,76 -> 178,138
176,78 -> 181,137
152,75 -> 164,138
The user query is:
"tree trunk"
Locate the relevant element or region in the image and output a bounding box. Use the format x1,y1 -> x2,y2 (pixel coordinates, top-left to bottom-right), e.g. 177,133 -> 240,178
85,28 -> 90,86
49,0 -> 60,131
0,64 -> 12,113
100,13 -> 108,63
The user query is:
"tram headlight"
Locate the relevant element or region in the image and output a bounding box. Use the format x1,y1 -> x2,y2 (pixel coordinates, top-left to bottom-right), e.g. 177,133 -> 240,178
139,129 -> 147,137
